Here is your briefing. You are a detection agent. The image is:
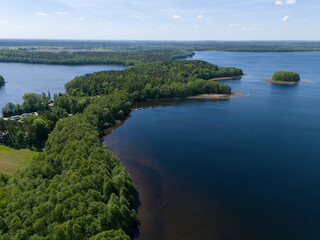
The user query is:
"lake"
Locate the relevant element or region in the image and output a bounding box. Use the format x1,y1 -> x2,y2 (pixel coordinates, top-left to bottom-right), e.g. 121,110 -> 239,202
105,51 -> 320,240
0,63 -> 126,113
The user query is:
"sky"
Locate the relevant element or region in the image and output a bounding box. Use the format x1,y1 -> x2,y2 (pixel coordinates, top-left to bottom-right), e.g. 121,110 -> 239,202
0,0 -> 319,40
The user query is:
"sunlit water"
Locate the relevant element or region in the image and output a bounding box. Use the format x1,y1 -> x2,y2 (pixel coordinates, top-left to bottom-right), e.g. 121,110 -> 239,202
0,63 -> 126,113
105,51 -> 320,240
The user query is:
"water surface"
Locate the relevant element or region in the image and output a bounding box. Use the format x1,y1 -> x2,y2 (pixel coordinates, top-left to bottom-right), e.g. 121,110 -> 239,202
106,51 -> 320,240
0,63 -> 126,112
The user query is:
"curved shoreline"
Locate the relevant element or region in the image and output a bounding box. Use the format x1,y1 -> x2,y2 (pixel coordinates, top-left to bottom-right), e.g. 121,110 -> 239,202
209,73 -> 248,81
262,78 -> 299,85
187,90 -> 249,100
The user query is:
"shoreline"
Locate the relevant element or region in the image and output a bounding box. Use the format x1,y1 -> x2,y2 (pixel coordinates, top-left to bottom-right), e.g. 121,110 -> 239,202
209,73 -> 248,81
187,90 -> 249,100
262,78 -> 299,85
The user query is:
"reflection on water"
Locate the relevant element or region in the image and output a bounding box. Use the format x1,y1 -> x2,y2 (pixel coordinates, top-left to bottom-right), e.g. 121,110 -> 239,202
105,51 -> 320,240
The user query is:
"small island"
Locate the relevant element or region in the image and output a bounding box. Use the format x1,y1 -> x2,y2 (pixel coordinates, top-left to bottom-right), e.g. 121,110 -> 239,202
0,75 -> 5,86
263,71 -> 300,85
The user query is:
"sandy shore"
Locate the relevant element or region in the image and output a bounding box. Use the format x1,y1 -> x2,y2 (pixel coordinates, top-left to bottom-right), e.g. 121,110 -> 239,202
209,73 -> 248,81
187,90 -> 249,100
262,78 -> 299,85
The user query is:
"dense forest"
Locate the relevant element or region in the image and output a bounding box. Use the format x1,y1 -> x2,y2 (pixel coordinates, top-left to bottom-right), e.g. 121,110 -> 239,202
0,60 -> 240,239
0,49 -> 193,66
0,75 -> 4,86
272,71 -> 300,82
65,60 -> 238,98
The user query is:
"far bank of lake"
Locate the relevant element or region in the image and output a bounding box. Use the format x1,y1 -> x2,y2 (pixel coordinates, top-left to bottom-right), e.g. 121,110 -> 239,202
0,63 -> 126,113
105,51 -> 320,240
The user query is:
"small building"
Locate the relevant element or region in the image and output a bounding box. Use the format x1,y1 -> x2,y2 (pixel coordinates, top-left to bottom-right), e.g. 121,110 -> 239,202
11,115 -> 20,119
22,113 -> 31,117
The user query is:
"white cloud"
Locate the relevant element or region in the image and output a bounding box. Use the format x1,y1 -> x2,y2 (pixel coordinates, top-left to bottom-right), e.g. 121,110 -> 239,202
229,23 -> 240,27
0,20 -> 8,23
53,11 -> 70,15
282,16 -> 290,21
197,15 -> 204,19
285,0 -> 296,4
78,17 -> 85,21
172,15 -> 181,19
36,12 -> 48,16
275,0 -> 296,5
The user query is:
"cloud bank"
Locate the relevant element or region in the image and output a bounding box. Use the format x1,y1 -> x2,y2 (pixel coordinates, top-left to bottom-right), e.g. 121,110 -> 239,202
275,0 -> 296,5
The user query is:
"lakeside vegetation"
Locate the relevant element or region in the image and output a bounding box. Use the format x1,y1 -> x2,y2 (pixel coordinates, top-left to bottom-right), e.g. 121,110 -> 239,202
272,71 -> 300,82
0,59 -> 241,239
0,49 -> 193,66
0,75 -> 4,86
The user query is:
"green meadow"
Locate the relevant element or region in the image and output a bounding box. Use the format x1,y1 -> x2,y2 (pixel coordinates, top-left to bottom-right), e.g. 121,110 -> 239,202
0,145 -> 38,176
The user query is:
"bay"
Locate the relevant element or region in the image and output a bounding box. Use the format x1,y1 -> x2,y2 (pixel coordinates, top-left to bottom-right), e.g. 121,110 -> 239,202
105,51 -> 320,240
0,63 -> 126,113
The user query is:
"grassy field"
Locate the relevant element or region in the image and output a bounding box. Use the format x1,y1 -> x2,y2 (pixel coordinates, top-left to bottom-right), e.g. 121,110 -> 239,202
0,145 -> 38,176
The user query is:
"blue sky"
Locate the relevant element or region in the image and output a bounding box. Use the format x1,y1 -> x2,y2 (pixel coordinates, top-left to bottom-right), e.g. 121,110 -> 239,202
0,0 -> 319,40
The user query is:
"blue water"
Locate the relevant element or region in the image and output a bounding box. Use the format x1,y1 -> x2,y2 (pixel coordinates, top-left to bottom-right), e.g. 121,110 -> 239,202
106,51 -> 320,240
0,63 -> 126,112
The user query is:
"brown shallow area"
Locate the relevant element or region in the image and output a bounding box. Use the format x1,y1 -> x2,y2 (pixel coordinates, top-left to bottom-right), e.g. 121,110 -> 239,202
105,126 -> 245,240
210,73 -> 248,81
263,78 -> 299,85
187,90 -> 249,100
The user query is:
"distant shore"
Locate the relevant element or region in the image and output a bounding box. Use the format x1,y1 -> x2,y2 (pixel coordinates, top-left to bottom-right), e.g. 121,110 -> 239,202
262,78 -> 299,85
209,73 -> 248,81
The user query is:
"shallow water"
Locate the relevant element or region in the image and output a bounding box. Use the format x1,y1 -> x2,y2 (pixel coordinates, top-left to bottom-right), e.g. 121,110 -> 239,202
0,63 -> 126,112
106,51 -> 320,240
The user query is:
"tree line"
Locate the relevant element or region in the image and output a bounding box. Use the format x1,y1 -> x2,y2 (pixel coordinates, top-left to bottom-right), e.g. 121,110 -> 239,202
0,49 -> 193,66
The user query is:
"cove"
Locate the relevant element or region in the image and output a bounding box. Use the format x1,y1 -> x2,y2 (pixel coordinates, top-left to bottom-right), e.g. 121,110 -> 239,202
105,51 -> 320,240
0,63 -> 126,112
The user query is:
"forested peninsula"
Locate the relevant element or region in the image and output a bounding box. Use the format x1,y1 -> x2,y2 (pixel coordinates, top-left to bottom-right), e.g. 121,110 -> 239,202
0,58 -> 242,239
0,49 -> 193,66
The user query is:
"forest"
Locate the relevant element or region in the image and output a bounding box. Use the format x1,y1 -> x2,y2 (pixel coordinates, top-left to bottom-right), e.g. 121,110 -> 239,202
0,49 -> 193,66
0,59 -> 241,239
272,71 -> 300,82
